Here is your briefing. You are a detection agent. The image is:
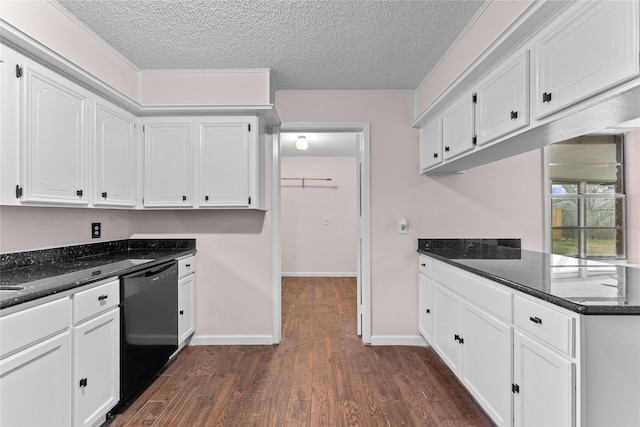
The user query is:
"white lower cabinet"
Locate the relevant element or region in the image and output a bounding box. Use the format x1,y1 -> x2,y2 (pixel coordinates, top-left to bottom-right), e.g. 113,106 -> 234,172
431,280 -> 513,426
72,278 -> 120,427
460,301 -> 513,426
178,274 -> 195,346
178,256 -> 196,347
73,309 -> 120,427
418,274 -> 432,342
0,331 -> 72,427
431,282 -> 462,374
513,330 -> 574,427
0,297 -> 73,427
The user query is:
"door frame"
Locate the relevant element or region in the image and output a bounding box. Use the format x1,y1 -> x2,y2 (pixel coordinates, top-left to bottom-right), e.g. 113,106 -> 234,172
272,122 -> 371,344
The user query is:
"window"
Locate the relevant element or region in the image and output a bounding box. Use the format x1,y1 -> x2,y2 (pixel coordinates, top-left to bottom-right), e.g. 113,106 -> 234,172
549,135 -> 626,259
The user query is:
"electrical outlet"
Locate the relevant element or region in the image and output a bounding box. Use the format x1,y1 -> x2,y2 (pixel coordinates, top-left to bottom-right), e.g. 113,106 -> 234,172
323,218 -> 329,225
92,222 -> 101,239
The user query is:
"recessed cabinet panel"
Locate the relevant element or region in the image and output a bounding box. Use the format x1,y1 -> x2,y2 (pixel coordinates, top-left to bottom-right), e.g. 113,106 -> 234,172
144,123 -> 194,207
513,331 -> 574,427
94,102 -> 136,207
73,309 -> 119,427
476,51 -> 529,145
419,118 -> 442,173
442,93 -> 475,160
22,65 -> 87,205
178,274 -> 195,345
461,301 -> 513,427
0,332 -> 72,427
199,121 -> 249,207
418,275 -> 432,342
431,282 -> 462,374
534,0 -> 640,119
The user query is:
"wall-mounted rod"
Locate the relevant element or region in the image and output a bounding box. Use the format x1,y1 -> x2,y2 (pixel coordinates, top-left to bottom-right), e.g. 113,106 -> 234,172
281,177 -> 332,188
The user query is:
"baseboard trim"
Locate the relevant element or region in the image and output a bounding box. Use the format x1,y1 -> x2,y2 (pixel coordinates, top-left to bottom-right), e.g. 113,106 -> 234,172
281,272 -> 357,277
190,335 -> 275,345
369,335 -> 429,347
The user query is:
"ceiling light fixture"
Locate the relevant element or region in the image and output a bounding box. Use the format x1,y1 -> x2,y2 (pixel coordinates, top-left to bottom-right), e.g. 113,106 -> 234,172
296,136 -> 309,150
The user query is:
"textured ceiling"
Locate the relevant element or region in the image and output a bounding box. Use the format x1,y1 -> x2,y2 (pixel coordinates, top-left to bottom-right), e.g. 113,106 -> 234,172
54,0 -> 486,91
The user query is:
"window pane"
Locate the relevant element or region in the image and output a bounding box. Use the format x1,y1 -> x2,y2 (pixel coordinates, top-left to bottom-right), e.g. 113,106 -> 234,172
586,230 -> 624,258
549,137 -> 618,163
551,184 -> 577,194
552,198 -> 577,226
585,197 -> 618,227
552,229 -> 578,257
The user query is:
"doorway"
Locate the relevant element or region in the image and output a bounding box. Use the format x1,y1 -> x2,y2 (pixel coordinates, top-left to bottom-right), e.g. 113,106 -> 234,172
272,123 -> 371,344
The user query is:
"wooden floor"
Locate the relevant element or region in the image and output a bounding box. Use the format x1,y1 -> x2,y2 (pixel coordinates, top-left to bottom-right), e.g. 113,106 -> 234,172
108,277 -> 493,426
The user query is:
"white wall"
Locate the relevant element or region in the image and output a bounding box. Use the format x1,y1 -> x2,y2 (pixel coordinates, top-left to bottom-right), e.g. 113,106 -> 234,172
281,156 -> 357,276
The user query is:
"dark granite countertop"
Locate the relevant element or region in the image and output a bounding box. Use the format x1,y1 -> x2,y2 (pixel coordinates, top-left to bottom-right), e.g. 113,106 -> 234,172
418,239 -> 640,315
0,239 -> 196,310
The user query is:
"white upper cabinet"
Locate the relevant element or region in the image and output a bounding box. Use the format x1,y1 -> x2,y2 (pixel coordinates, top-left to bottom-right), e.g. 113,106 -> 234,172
475,51 -> 529,146
442,92 -> 475,161
198,117 -> 253,207
20,59 -> 88,205
143,121 -> 194,208
94,101 -> 137,207
419,117 -> 442,173
533,0 -> 640,119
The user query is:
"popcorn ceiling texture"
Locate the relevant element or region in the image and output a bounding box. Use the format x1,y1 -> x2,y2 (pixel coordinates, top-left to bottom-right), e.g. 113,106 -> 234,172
54,0 -> 485,91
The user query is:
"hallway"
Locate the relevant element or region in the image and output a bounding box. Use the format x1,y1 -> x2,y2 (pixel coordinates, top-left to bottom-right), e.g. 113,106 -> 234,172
109,277 -> 492,426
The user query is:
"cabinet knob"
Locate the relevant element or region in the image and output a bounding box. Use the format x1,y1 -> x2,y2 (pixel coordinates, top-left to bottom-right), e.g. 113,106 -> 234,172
444,146 -> 450,152
510,111 -> 518,120
79,378 -> 88,388
426,309 -> 430,314
76,190 -> 83,197
185,264 -> 191,268
205,195 -> 209,201
179,310 -> 184,316
542,92 -> 552,103
182,195 -> 187,201
98,295 -> 108,301
433,153 -> 438,159
421,263 -> 426,267
529,316 -> 542,324
101,192 -> 107,198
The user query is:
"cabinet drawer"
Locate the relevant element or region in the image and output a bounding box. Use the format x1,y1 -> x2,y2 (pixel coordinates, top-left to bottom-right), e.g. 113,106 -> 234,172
0,297 -> 70,359
178,256 -> 196,278
514,295 -> 574,356
434,262 -> 512,322
419,256 -> 432,277
73,279 -> 119,325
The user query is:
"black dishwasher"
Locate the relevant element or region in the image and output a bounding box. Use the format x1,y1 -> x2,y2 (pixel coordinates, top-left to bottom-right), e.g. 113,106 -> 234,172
119,260 -> 178,406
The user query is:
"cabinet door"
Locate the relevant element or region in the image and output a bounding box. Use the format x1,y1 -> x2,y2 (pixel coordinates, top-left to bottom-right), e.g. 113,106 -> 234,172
476,51 -> 529,145
0,331 -> 72,427
418,274 -> 432,342
21,61 -> 88,205
534,1 -> 639,119
73,308 -> 120,427
419,118 -> 442,173
460,301 -> 513,427
431,282 -> 462,375
94,101 -> 136,207
513,331 -> 574,427
144,122 -> 194,207
442,93 -> 475,160
198,119 -> 250,207
178,274 -> 195,345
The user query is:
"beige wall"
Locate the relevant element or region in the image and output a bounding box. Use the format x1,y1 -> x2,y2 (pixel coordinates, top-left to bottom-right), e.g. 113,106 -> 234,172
0,206 -> 130,253
626,130 -> 640,264
414,0 -> 532,117
281,156 -> 357,275
276,91 -> 545,338
127,210 -> 273,338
